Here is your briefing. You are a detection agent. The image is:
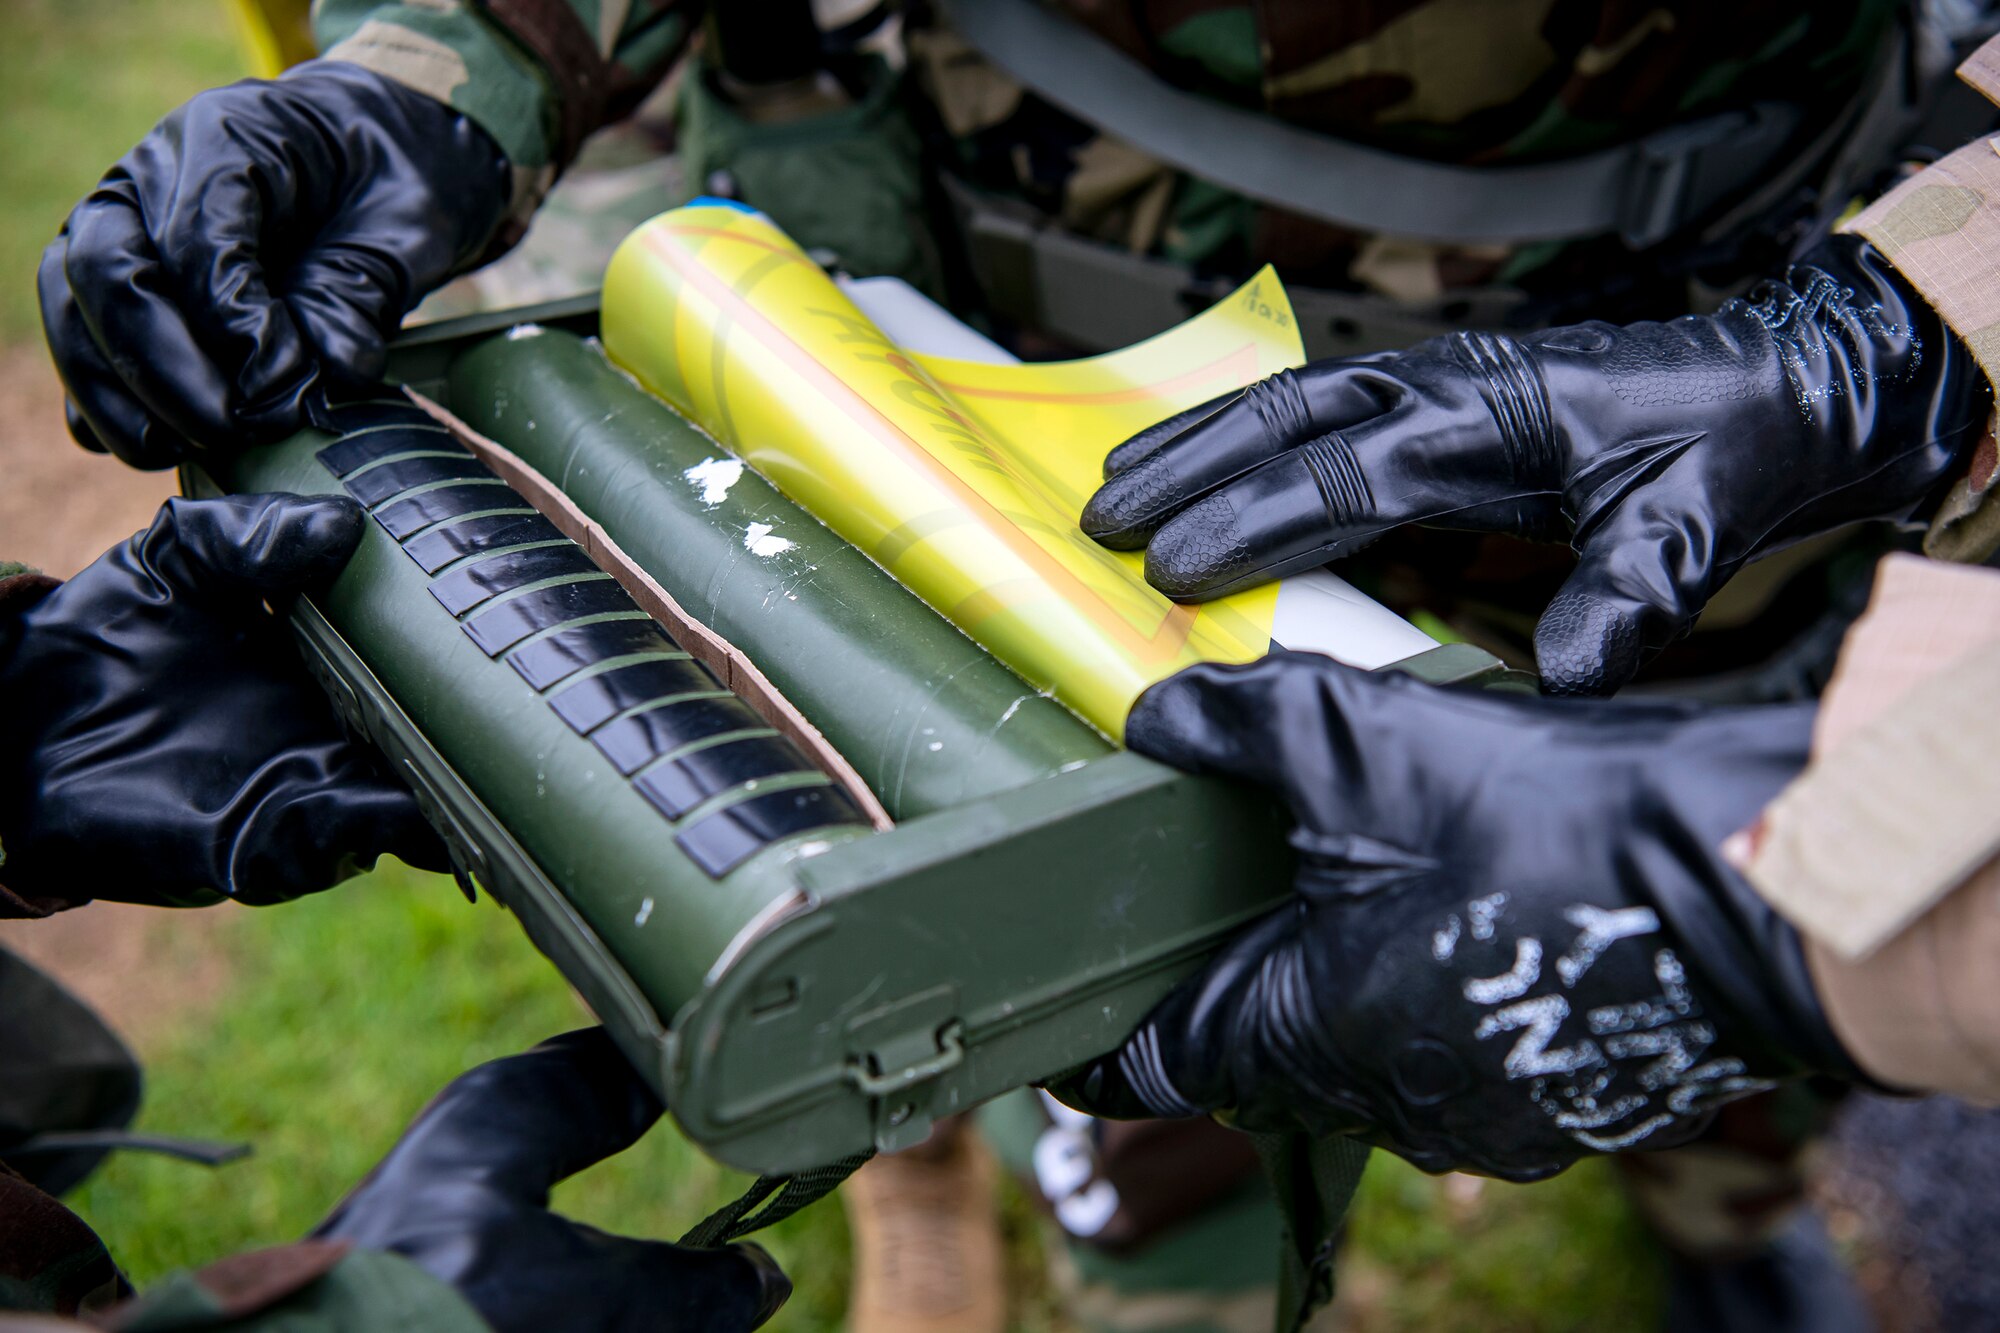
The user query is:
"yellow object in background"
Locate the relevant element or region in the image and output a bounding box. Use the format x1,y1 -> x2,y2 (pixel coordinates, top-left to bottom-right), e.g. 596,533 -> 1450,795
601,202 -> 1307,737
228,0 -> 315,78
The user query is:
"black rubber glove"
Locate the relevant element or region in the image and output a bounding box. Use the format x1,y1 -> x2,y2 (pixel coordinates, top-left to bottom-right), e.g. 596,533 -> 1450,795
1049,654 -> 1858,1183
316,1028 -> 790,1333
0,493 -> 444,908
39,60 -> 511,468
1081,236 -> 1988,694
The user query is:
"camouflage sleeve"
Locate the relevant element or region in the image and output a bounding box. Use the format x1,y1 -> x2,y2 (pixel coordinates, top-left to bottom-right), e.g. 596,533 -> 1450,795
0,1162 -> 127,1314
315,1 -> 695,217
1842,34 -> 2000,561
0,1171 -> 487,1332
101,1245 -> 492,1333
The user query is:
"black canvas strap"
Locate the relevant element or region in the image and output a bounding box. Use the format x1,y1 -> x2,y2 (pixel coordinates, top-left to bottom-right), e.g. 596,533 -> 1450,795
1250,1131 -> 1370,1333
679,1150 -> 877,1248
4,1130 -> 250,1168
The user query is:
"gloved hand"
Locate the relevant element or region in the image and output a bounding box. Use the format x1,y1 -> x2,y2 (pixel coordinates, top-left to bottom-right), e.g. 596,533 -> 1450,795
39,60 -> 510,468
316,1028 -> 790,1333
1049,654 -> 1859,1183
1081,235 -> 1988,694
0,493 -> 444,908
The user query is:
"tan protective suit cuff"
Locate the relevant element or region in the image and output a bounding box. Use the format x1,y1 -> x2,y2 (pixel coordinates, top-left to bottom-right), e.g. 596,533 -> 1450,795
1734,554 -> 2000,1099
1843,34 -> 2000,561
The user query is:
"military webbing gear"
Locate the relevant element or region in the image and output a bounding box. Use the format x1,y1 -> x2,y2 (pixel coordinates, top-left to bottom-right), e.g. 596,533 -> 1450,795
933,0 -> 1946,359
1249,1133 -> 1368,1333
314,0 -> 1910,327
946,0 -> 1813,248
678,53 -> 942,295
942,175 -> 1529,359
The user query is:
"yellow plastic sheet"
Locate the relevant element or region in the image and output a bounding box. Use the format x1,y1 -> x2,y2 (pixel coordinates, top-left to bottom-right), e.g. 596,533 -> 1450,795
226,0 -> 315,77
600,202 -> 1306,738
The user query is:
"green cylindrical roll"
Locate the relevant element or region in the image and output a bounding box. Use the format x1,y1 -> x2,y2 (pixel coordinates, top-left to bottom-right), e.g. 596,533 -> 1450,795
212,426 -> 848,1026
444,329 -> 1109,819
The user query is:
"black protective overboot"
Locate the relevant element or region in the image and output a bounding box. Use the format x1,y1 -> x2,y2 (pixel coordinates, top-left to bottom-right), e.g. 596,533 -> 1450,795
1661,1211 -> 1872,1333
1618,1088 -> 1873,1333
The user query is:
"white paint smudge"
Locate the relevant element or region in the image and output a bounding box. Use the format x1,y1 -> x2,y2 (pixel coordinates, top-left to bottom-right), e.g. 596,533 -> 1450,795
743,522 -> 795,557
1467,892 -> 1507,940
684,456 -> 745,506
1432,913 -> 1461,962
1461,937 -> 1543,1004
634,897 -> 654,926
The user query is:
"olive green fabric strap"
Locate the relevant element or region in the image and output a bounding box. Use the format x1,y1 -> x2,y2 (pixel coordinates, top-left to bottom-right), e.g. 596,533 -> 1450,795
938,0 -> 1807,247
472,0 -> 609,170
106,1248 -> 489,1333
678,1150 -> 876,1249
938,175 -> 1527,359
1249,1132 -> 1370,1333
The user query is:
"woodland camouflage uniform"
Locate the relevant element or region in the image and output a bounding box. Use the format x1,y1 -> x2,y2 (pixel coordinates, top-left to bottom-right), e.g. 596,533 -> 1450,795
324,3 -> 1888,324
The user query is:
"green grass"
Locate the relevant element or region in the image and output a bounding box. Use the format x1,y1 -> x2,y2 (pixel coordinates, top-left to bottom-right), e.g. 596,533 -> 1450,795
0,0 -> 246,341
1343,1156 -> 1660,1331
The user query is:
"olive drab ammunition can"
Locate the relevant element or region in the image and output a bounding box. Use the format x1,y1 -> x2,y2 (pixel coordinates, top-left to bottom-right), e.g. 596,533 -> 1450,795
190,304 -> 1514,1175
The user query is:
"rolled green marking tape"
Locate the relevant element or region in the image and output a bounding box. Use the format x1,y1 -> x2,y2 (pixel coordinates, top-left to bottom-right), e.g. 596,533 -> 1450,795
444,328 -> 1109,821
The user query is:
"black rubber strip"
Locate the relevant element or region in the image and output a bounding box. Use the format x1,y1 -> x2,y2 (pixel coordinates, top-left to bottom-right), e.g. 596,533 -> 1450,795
590,696 -> 766,776
461,577 -> 630,655
507,617 -> 681,690
376,481 -> 516,540
316,426 -> 463,478
345,453 -> 496,508
316,400 -> 440,435
634,736 -> 814,820
675,784 -> 863,877
546,658 -> 722,733
402,512 -> 564,575
430,543 -> 603,617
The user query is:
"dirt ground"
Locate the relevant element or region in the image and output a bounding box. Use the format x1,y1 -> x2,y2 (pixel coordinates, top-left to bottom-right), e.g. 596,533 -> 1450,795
0,344 -> 174,579
0,342 -> 228,1047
